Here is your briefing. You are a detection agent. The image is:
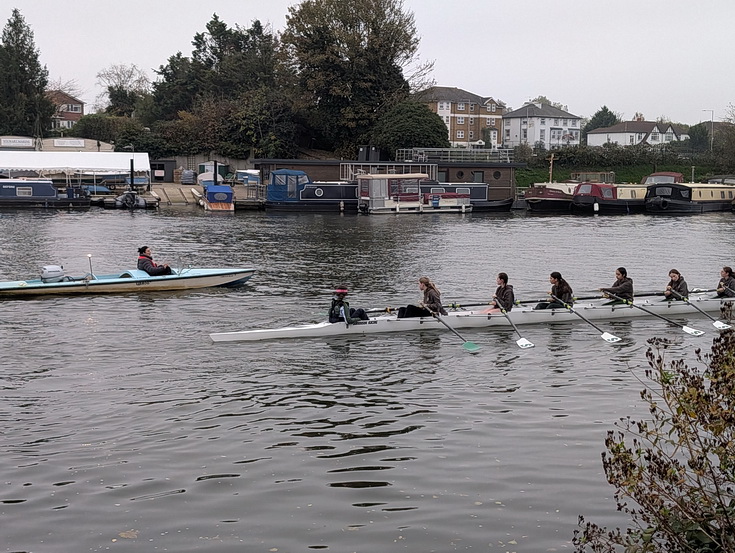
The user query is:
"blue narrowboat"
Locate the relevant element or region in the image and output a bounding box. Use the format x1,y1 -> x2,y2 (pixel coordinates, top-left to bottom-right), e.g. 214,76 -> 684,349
0,179 -> 90,208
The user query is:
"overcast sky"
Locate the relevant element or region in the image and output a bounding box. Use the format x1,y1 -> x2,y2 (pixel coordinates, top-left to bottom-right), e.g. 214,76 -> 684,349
4,0 -> 733,125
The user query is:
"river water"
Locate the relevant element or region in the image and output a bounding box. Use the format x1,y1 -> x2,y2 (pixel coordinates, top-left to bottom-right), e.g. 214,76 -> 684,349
1,207 -> 733,552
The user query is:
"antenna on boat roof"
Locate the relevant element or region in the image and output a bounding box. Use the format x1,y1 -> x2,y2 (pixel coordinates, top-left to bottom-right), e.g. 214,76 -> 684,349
87,254 -> 95,279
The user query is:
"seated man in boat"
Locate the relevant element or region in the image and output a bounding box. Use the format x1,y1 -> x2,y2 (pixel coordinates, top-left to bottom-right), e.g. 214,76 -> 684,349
716,266 -> 735,297
137,246 -> 173,276
328,286 -> 369,324
397,277 -> 448,318
599,267 -> 634,302
663,269 -> 688,300
536,271 -> 573,309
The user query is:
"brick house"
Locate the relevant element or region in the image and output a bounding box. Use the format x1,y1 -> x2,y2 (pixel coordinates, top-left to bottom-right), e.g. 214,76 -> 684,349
417,86 -> 506,148
47,90 -> 84,130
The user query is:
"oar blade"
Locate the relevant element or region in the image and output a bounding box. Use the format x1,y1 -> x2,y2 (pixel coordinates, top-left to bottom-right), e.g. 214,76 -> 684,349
462,341 -> 482,354
516,337 -> 535,349
713,320 -> 732,330
682,326 -> 705,336
601,332 -> 622,343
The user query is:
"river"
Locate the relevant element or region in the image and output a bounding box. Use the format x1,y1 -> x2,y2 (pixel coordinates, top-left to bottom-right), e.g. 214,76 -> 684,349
1,207 -> 733,552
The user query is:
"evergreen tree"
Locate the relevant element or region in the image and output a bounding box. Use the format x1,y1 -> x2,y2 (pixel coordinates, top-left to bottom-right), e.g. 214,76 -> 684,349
582,106 -> 621,143
371,101 -> 449,159
0,9 -> 54,136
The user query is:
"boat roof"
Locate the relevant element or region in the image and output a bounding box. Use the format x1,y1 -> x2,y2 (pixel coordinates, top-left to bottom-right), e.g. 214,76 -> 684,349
0,151 -> 151,173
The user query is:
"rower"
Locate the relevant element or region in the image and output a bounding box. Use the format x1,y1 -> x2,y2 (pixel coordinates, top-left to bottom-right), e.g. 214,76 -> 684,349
599,267 -> 633,303
328,286 -> 369,324
716,266 -> 735,298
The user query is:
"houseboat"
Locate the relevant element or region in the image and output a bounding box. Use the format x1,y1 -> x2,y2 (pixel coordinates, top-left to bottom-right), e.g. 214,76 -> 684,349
526,172 -> 616,213
571,183 -> 647,214
645,180 -> 735,213
0,179 -> 90,208
357,173 -> 471,215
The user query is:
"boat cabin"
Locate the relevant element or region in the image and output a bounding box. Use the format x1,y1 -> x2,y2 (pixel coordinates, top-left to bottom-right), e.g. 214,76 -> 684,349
0,179 -> 90,208
265,169 -> 356,211
357,173 -> 471,214
640,172 -> 684,185
571,182 -> 647,214
645,181 -> 735,213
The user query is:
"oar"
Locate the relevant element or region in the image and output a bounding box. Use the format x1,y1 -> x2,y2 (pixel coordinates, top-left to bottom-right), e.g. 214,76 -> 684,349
668,289 -> 731,330
549,294 -> 621,343
430,312 -> 481,354
603,292 -> 705,336
499,308 -> 534,349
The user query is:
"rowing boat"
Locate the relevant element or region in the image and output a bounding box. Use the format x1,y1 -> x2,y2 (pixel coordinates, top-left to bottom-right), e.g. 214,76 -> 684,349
210,292 -> 733,342
0,266 -> 256,297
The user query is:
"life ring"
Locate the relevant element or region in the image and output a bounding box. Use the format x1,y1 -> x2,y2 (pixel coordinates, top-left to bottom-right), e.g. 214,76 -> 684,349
660,198 -> 669,209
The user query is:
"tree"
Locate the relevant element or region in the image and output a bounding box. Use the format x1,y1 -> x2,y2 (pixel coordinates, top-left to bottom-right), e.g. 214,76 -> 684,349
688,122 -> 710,152
582,106 -> 621,143
70,113 -> 144,144
95,63 -> 151,116
281,0 -> 419,156
574,326 -> 735,553
530,95 -> 566,110
371,101 -> 449,159
0,8 -> 55,136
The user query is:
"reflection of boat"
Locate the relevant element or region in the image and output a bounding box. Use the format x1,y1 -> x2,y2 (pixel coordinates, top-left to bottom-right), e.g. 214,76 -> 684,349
0,266 -> 256,297
210,291 -> 731,342
571,183 -> 647,214
645,176 -> 735,214
0,179 -> 90,208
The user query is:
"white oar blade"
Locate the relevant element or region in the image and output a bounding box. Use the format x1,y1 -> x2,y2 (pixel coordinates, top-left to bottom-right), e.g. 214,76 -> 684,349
682,326 -> 705,336
516,337 -> 535,349
713,321 -> 732,330
601,332 -> 622,343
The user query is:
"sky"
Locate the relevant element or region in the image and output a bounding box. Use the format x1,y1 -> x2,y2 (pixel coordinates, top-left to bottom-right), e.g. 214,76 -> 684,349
3,0 -> 734,126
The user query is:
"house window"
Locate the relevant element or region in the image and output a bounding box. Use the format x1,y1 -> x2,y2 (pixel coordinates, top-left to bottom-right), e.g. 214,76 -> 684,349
458,102 -> 466,111
571,120 -> 577,127
457,117 -> 465,124
505,129 -> 510,139
60,120 -> 75,129
629,135 -> 635,145
554,119 -> 559,125
490,119 -> 495,127
540,118 -> 546,125
457,130 -> 464,138
650,132 -> 659,142
470,104 -> 475,112
67,104 -> 82,113
540,129 -> 545,140
486,118 -> 491,125
469,131 -> 474,139
469,118 -> 475,125
522,129 -> 527,140
563,119 -> 568,126
665,132 -> 673,141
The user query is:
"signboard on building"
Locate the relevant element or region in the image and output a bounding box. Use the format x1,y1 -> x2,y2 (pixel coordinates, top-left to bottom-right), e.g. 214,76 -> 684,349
1,138 -> 34,148
54,139 -> 86,148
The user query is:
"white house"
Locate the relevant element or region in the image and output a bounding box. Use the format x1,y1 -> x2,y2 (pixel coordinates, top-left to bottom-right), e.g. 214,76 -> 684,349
587,121 -> 685,147
502,103 -> 582,149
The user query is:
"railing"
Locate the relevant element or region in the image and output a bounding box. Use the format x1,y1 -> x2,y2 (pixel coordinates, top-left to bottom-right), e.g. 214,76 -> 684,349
340,163 -> 437,181
395,148 -> 515,164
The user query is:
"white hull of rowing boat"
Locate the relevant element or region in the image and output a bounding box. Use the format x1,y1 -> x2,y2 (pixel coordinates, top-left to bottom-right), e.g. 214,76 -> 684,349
210,293 -> 733,342
0,268 -> 256,296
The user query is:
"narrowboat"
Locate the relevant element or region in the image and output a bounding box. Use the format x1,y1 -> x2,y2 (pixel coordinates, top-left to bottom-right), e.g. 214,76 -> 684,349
524,182 -> 576,212
0,179 -> 90,208
571,183 -> 647,214
645,181 -> 735,213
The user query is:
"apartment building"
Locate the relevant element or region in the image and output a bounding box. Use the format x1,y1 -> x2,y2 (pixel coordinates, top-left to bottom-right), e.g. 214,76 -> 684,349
418,86 -> 505,148
503,103 -> 582,149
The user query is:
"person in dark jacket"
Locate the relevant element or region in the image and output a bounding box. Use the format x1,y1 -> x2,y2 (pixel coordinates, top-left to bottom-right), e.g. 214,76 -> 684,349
328,286 -> 369,324
716,266 -> 735,298
397,276 -> 448,318
663,268 -> 689,300
491,272 -> 515,312
537,271 -> 573,309
137,246 -> 173,276
600,267 -> 634,302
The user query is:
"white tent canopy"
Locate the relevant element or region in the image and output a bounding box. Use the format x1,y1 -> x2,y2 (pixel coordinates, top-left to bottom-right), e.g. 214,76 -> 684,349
0,151 -> 151,175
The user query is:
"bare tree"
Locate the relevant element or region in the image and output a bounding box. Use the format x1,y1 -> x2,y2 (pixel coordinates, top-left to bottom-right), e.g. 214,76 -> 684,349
94,63 -> 151,112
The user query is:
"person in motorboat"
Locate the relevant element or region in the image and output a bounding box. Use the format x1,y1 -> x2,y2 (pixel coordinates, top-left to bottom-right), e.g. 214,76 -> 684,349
137,246 -> 173,276
397,276 -> 448,318
716,266 -> 735,297
536,271 -> 573,309
328,286 -> 369,324
599,266 -> 634,302
663,268 -> 689,300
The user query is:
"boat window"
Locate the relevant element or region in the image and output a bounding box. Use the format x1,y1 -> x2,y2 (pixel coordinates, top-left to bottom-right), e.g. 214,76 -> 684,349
655,187 -> 672,196
405,187 -> 419,193
578,184 -> 592,194
697,191 -> 702,198
729,191 -> 733,199
493,171 -> 502,180
681,190 -> 689,198
456,188 -> 471,195
16,187 -> 33,196
430,188 -> 446,193
722,191 -> 726,199
602,188 -> 614,199
630,191 -> 637,199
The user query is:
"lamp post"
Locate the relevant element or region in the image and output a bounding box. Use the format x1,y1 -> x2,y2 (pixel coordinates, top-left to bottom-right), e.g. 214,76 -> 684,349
702,109 -> 714,152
